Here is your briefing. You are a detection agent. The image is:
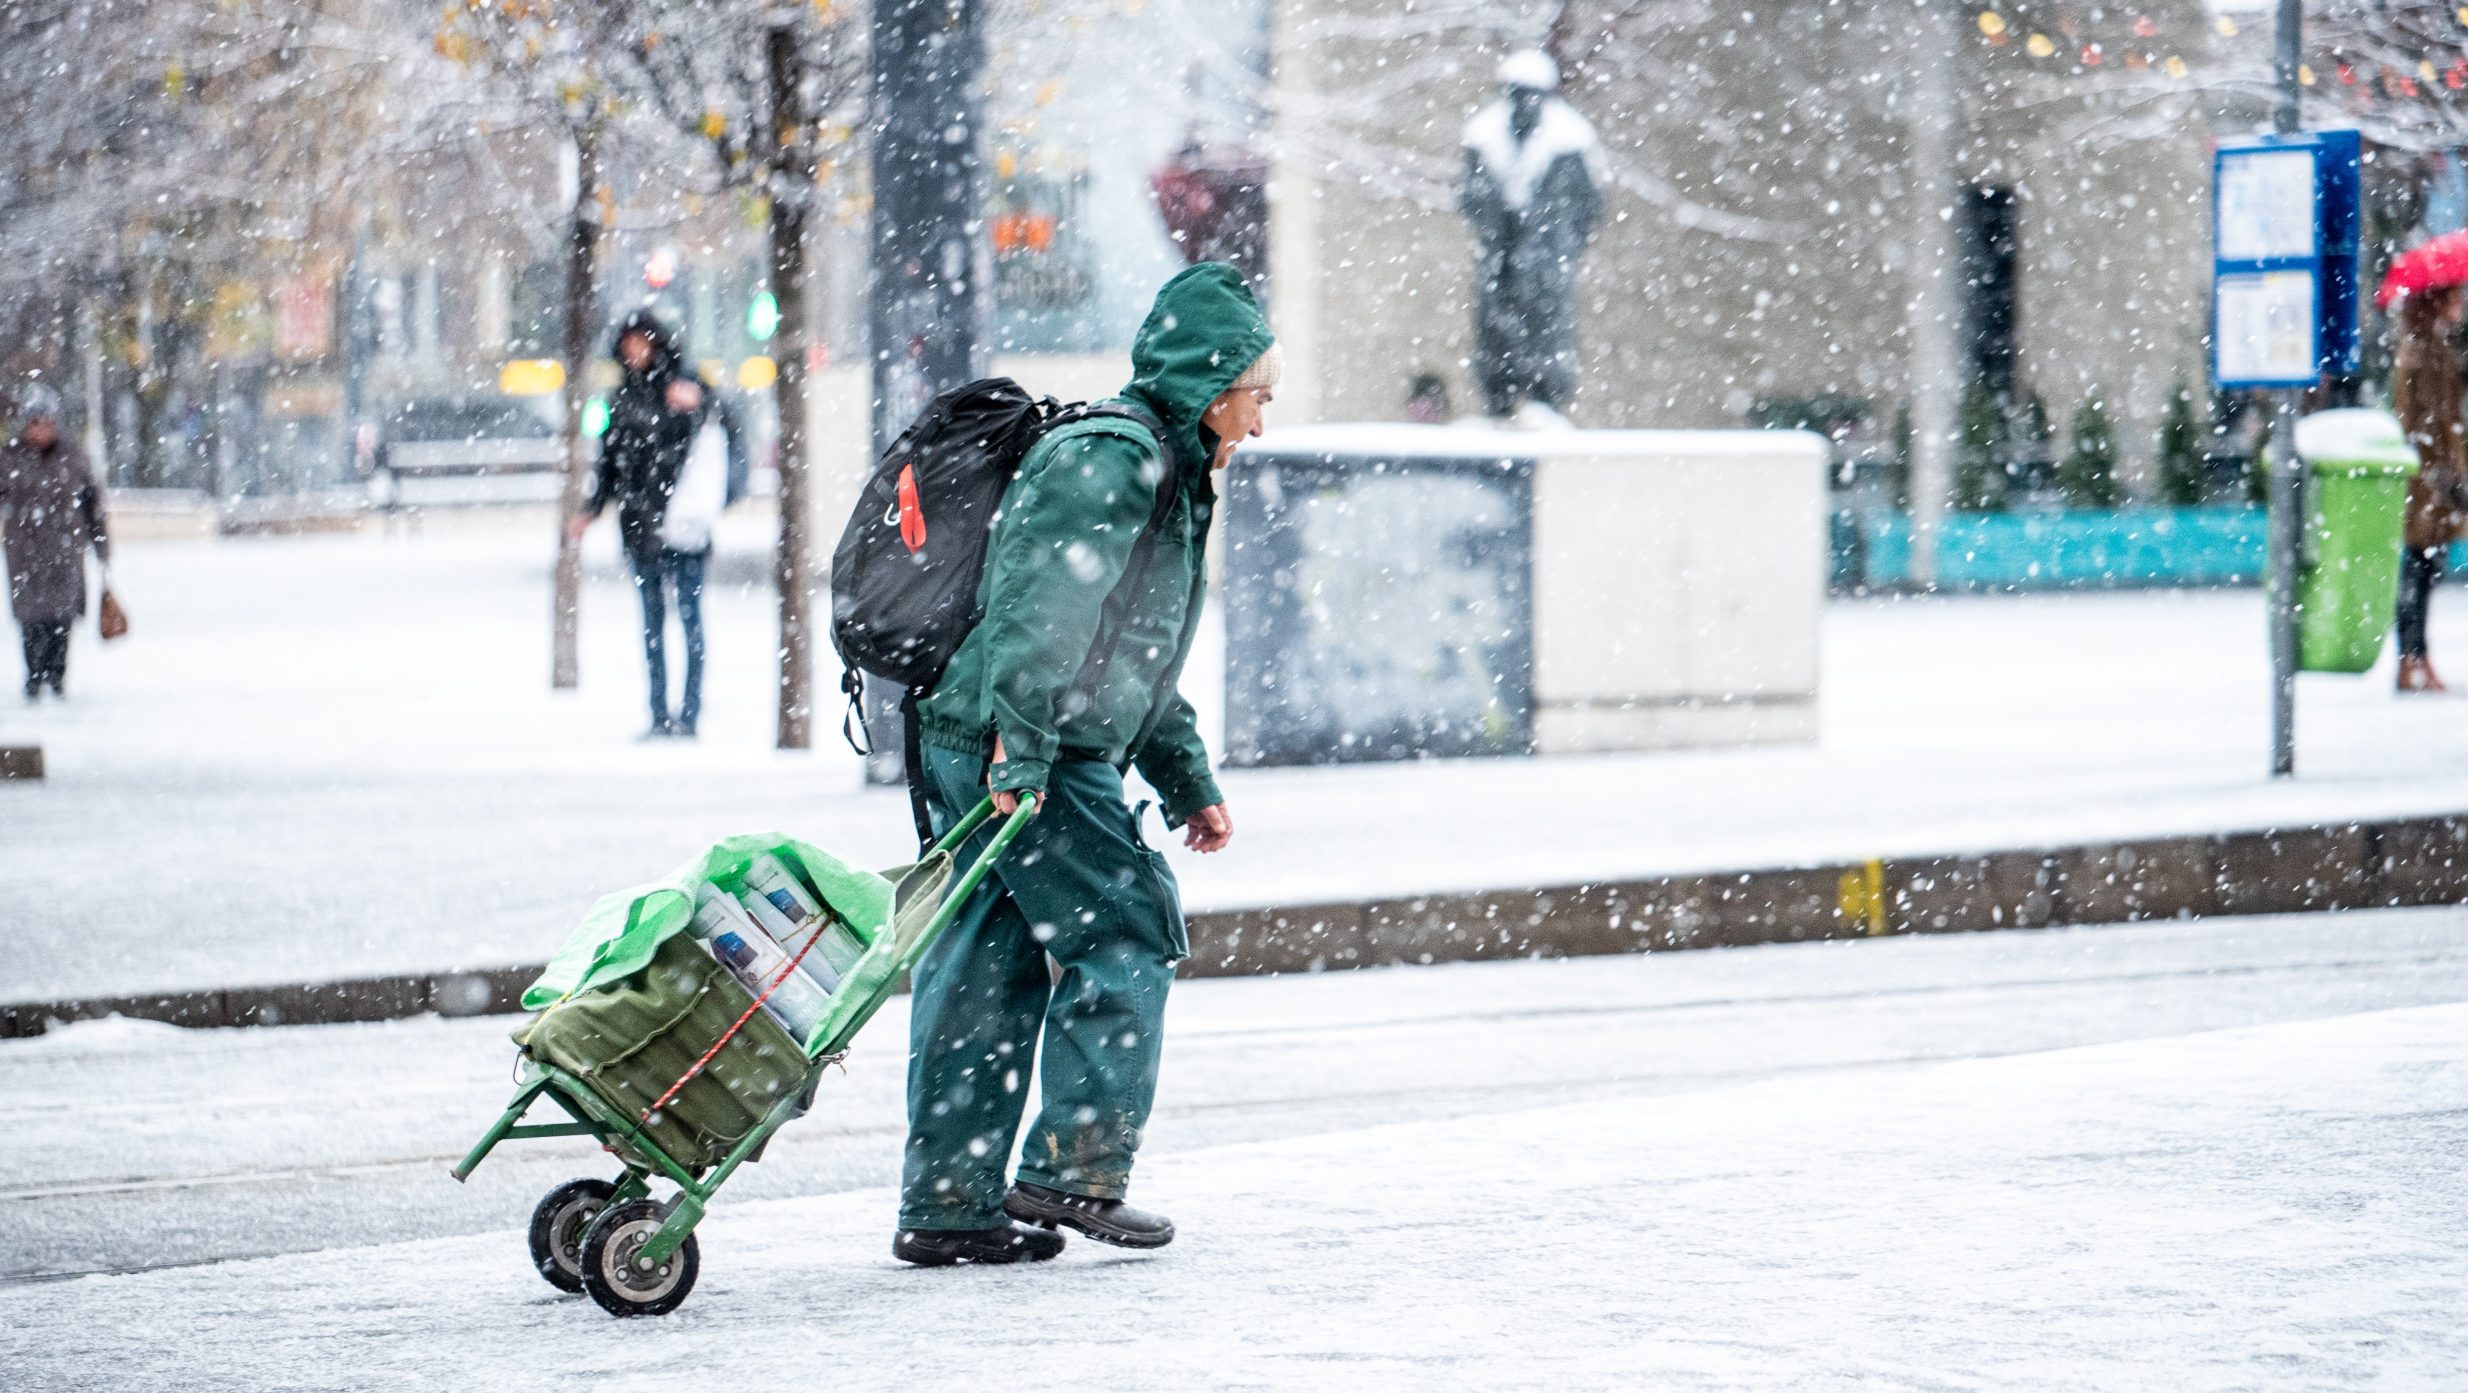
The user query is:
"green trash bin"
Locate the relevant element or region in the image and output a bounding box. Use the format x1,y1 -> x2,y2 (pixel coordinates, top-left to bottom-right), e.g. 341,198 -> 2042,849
2290,409 -> 2421,674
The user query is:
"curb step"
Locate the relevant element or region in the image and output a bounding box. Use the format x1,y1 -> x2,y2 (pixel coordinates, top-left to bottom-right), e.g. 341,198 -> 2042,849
6,812 -> 2464,1040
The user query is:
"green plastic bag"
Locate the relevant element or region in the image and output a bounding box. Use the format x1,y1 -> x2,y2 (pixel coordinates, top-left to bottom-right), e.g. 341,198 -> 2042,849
520,834 -> 896,1014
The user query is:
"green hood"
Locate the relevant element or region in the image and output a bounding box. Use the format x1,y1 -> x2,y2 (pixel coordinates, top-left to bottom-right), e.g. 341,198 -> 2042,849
1123,262 -> 1273,464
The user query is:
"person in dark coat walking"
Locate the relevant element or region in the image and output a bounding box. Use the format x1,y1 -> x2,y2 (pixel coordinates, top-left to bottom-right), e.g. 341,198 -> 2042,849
1,385 -> 110,700
567,311 -> 713,737
1459,49 -> 1602,424
2392,283 -> 2468,693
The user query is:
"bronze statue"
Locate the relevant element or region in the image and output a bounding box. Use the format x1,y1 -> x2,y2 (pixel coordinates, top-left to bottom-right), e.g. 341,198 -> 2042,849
1459,50 -> 1603,424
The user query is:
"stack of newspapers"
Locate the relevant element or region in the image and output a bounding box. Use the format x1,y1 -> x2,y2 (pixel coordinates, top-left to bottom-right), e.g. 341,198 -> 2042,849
686,853 -> 868,1044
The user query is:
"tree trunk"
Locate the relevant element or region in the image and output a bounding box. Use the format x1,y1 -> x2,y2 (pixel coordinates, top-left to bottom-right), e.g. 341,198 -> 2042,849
769,24 -> 816,750
134,269 -> 166,490
550,124 -> 604,691
78,294 -> 110,478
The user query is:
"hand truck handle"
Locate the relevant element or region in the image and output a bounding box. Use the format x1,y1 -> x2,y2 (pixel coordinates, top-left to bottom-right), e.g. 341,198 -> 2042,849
913,792 -> 1039,946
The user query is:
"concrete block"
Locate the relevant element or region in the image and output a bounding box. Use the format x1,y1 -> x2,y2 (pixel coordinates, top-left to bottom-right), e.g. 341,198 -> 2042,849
1889,855 -> 2059,934
431,965 -> 541,1018
0,745 -> 42,780
2055,837 -> 2220,924
230,976 -> 427,1028
1704,867 -> 1856,946
1529,442 -> 1826,716
1184,902 -> 1365,977
1614,875 -> 1729,951
2374,816 -> 2468,906
44,991 -> 231,1030
1355,893 -> 1551,968
1526,882 -> 1659,958
1598,870 -> 1824,951
1532,698 -> 1818,756
2212,825 -> 2375,916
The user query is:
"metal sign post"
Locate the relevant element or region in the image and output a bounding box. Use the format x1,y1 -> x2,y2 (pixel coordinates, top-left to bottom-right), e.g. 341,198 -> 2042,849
865,0 -> 987,784
2212,127 -> 2361,778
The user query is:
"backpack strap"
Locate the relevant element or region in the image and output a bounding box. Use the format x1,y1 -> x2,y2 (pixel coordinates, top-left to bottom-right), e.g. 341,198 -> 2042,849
1050,401 -> 1193,772
842,669 -> 938,854
839,667 -> 871,756
900,686 -> 935,852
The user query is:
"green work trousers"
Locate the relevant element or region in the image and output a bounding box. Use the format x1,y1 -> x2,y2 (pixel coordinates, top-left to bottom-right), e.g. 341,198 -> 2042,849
899,742 -> 1190,1230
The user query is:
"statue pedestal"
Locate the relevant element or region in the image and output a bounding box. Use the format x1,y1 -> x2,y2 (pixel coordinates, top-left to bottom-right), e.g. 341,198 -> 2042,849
1221,424 -> 1829,766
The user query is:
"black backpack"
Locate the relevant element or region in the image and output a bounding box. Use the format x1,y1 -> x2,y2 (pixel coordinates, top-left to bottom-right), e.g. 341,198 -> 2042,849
829,377 -> 1180,796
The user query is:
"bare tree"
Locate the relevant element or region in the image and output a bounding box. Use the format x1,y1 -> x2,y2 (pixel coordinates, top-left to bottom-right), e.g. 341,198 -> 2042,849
0,1 -> 456,483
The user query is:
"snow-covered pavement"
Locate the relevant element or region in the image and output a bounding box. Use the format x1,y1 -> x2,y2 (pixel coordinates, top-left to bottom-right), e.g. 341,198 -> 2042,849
5,905 -> 2465,1329
3,516 -> 2466,1006
5,911 -> 2463,1390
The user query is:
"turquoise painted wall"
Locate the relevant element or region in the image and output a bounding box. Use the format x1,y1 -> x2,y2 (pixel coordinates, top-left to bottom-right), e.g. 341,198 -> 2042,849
1841,506 -> 2271,591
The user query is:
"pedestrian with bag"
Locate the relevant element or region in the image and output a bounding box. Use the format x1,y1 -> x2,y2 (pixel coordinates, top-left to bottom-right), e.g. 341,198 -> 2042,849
567,311 -> 719,737
873,263 -> 1272,1265
2390,281 -> 2468,693
2,384 -> 114,701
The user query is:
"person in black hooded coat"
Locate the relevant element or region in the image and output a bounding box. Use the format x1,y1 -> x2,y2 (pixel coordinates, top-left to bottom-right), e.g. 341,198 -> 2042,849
567,310 -> 713,737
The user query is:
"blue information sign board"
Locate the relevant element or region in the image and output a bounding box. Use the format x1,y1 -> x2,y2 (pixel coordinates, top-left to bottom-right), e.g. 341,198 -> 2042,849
2212,130 -> 2361,390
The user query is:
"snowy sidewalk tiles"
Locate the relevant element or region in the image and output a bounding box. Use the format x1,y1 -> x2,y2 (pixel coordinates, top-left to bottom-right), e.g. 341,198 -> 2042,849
5,1002 -> 2462,1391
6,812 -> 2466,1040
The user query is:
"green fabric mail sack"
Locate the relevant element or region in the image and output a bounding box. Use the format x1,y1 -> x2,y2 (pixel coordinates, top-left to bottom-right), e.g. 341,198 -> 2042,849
515,933 -> 808,1174
509,830 -> 966,1173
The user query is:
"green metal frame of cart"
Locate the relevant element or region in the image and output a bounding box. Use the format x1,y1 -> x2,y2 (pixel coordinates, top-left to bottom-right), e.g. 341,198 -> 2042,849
450,795 -> 1033,1288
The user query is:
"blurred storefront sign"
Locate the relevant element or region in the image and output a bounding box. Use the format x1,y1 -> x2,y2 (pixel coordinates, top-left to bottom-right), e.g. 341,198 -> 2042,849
273,273 -> 335,362
264,380 -> 343,418
498,358 -> 566,397
989,144 -> 1100,348
1152,139 -> 1270,300
203,282 -> 270,363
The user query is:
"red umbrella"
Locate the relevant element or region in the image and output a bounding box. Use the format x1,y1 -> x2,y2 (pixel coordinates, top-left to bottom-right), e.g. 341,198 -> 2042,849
2376,229 -> 2468,309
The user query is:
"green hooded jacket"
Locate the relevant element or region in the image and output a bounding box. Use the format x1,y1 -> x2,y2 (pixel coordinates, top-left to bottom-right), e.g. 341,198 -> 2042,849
916,262 -> 1272,821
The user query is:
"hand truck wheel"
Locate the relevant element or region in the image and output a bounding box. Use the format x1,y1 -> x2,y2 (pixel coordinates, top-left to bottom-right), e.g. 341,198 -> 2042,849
579,1198 -> 700,1317
527,1178 -> 617,1293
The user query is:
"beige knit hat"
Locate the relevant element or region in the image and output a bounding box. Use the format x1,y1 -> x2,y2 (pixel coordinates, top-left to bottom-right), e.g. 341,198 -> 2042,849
1229,340 -> 1281,392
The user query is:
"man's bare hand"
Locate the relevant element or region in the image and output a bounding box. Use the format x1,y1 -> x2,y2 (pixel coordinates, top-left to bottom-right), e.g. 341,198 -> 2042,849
665,379 -> 704,413
1183,803 -> 1233,853
988,734 -> 1034,817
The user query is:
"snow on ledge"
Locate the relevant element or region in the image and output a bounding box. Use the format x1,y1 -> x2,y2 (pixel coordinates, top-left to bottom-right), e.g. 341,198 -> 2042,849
1236,421 -> 1831,464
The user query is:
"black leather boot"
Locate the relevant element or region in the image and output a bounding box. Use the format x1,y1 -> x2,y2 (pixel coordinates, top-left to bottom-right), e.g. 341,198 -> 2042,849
891,1220 -> 1065,1267
1004,1181 -> 1175,1249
